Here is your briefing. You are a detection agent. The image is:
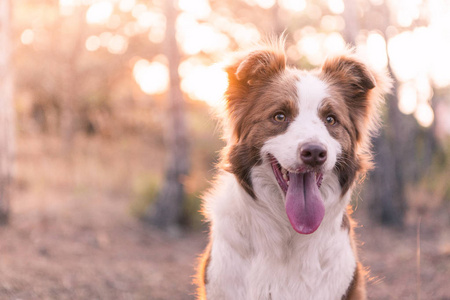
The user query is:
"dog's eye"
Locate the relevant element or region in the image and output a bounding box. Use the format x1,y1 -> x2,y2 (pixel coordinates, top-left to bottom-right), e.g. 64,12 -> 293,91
326,115 -> 337,126
273,113 -> 286,122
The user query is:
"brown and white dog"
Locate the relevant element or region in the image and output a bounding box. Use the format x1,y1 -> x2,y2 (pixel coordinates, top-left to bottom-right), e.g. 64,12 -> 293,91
196,39 -> 390,300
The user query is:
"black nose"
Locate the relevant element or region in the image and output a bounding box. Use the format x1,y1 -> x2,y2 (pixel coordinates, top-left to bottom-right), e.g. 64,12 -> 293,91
300,143 -> 327,167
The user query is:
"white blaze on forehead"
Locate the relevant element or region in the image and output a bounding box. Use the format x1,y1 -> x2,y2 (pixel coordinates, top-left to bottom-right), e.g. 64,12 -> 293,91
261,72 -> 341,174
296,73 -> 330,112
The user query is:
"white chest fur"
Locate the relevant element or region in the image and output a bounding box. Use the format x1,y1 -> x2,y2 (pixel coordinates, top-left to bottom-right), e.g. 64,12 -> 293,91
204,172 -> 356,300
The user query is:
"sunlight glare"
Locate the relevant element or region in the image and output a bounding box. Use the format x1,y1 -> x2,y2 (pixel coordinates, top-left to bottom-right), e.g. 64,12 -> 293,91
388,31 -> 418,82
119,0 -> 135,12
177,13 -> 230,55
414,103 -> 434,127
180,61 -> 228,107
21,29 -> 34,45
107,35 -> 128,54
86,1 -> 114,24
279,0 -> 306,12
398,82 -> 418,115
132,4 -> 148,19
297,30 -> 339,66
298,34 -> 322,65
149,27 -> 166,44
232,23 -> 261,48
324,32 -> 345,55
59,0 -> 80,15
429,28 -> 450,88
178,0 -> 211,19
85,35 -> 101,51
366,32 -> 388,70
389,0 -> 421,27
327,0 -> 345,14
133,59 -> 169,95
416,75 -> 433,104
137,10 -> 166,30
388,25 -> 450,89
255,0 -> 276,9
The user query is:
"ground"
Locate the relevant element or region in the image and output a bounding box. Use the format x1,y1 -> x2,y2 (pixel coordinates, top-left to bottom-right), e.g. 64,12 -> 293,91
0,135 -> 449,299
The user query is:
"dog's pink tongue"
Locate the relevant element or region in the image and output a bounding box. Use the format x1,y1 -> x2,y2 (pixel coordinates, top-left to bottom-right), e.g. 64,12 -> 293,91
285,172 -> 325,234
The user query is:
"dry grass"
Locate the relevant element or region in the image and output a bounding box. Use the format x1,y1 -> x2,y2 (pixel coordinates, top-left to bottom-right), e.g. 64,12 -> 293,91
354,200 -> 450,299
1,133 -> 449,299
1,134 -> 206,299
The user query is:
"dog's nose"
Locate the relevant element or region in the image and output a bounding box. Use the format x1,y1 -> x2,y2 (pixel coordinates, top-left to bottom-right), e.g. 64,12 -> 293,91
300,143 -> 327,167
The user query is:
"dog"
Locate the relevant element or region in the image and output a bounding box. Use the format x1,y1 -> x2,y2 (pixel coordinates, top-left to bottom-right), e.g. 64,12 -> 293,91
196,39 -> 390,300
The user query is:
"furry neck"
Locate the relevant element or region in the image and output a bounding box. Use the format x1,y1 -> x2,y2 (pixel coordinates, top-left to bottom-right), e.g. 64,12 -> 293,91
226,166 -> 352,257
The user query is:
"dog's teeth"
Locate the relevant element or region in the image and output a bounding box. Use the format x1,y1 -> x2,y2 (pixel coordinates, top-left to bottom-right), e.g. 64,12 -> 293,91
281,168 -> 287,175
282,173 -> 288,182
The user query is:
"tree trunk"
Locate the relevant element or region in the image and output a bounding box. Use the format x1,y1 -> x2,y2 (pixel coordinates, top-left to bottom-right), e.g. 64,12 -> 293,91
271,3 -> 284,36
0,0 -> 14,225
367,82 -> 406,226
145,0 -> 189,229
341,0 -> 407,226
365,4 -> 409,226
60,7 -> 86,151
343,0 -> 359,46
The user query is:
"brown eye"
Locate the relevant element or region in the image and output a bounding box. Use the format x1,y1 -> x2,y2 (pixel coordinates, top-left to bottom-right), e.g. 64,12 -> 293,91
274,113 -> 286,122
326,115 -> 337,126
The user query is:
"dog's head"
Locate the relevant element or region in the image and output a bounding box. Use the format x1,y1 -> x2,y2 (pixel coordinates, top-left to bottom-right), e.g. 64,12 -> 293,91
221,40 -> 390,234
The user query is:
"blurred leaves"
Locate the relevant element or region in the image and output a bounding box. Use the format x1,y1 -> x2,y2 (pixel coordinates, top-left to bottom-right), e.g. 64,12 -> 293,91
9,0 -> 450,227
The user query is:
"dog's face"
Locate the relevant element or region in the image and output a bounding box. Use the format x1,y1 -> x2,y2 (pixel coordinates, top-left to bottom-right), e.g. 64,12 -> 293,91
222,43 -> 389,234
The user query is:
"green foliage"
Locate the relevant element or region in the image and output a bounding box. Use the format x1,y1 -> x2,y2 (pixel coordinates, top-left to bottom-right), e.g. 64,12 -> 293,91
422,141 -> 450,202
181,191 -> 205,230
129,173 -> 160,218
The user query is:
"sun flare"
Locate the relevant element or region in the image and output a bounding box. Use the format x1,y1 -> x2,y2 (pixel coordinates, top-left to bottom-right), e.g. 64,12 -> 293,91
86,1 -> 114,24
133,59 -> 169,95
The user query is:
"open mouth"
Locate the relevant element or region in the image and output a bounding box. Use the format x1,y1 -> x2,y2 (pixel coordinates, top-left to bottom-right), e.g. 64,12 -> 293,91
269,155 -> 323,193
269,154 -> 325,235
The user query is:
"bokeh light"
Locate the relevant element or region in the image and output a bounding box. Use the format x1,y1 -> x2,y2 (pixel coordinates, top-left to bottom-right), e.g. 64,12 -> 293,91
398,82 -> 418,115
41,0 -> 450,128
20,29 -> 34,45
279,0 -> 306,12
414,103 -> 434,128
133,59 -> 169,95
178,0 -> 211,19
365,32 -> 388,71
119,0 -> 135,13
85,35 -> 101,51
327,0 -> 345,14
179,59 -> 228,106
107,34 -> 128,54
86,1 -> 114,24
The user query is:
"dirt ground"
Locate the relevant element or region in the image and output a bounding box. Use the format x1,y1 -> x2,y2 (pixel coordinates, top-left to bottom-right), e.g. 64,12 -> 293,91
1,135 -> 449,299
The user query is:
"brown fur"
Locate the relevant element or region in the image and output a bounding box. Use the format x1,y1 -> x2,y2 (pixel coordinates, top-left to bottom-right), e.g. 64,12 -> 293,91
343,262 -> 367,300
320,54 -> 391,194
196,240 -> 212,300
317,95 -> 361,195
197,41 -> 389,300
221,45 -> 299,197
342,207 -> 367,300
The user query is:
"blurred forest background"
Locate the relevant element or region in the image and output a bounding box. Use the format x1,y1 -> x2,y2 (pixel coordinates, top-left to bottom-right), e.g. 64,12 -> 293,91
0,0 -> 450,299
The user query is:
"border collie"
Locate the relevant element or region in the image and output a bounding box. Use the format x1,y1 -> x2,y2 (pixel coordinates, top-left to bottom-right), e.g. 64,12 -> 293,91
196,39 -> 390,300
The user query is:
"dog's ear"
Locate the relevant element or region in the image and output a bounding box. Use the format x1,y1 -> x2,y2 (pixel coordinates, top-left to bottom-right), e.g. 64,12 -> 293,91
321,54 -> 391,144
222,45 -> 287,142
234,49 -> 286,85
321,55 -> 376,94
